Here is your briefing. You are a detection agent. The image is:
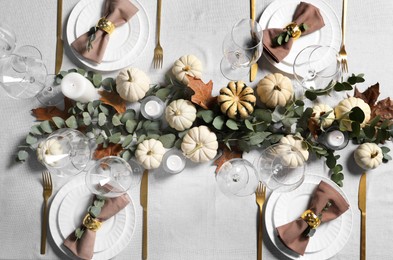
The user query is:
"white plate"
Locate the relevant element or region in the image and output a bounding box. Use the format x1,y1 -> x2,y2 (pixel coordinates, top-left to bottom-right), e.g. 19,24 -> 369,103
66,0 -> 149,71
265,174 -> 353,259
49,174 -> 136,260
259,0 -> 341,74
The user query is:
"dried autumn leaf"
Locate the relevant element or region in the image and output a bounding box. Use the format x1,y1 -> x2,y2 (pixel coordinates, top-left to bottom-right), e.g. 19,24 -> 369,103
354,83 -> 380,106
307,114 -> 320,139
372,97 -> 393,121
186,75 -> 217,110
93,143 -> 124,160
31,97 -> 73,121
214,145 -> 243,173
99,90 -> 126,114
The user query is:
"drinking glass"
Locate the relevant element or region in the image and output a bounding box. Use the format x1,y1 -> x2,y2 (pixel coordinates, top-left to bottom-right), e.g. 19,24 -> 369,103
216,158 -> 259,197
255,144 -> 306,192
220,18 -> 263,80
293,45 -> 341,93
0,23 -> 16,58
38,128 -> 91,177
86,156 -> 141,198
36,74 -> 65,106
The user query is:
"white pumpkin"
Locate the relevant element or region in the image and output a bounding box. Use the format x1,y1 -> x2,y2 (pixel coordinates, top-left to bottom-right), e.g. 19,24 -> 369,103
181,125 -> 218,163
334,97 -> 371,131
311,103 -> 335,128
172,54 -> 203,85
116,68 -> 151,102
257,73 -> 293,108
354,143 -> 383,170
36,139 -> 64,166
279,135 -> 309,167
135,139 -> 165,169
165,99 -> 197,131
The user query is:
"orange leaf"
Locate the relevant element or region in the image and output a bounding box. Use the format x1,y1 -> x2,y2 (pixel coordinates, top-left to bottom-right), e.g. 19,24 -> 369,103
214,145 -> 243,173
372,97 -> 393,121
354,83 -> 380,106
99,90 -> 126,114
186,75 -> 217,110
93,143 -> 124,160
31,97 -> 73,121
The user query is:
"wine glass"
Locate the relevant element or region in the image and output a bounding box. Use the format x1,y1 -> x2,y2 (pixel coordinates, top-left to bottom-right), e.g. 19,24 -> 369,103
220,18 -> 263,80
37,128 -> 91,177
36,74 -> 65,106
293,45 -> 341,93
0,23 -> 16,58
216,158 -> 259,197
255,144 -> 306,192
86,156 -> 141,198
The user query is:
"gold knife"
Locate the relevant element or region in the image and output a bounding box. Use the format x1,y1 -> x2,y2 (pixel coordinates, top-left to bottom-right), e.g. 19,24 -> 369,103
140,169 -> 149,260
55,0 -> 63,74
358,172 -> 366,260
249,0 -> 258,82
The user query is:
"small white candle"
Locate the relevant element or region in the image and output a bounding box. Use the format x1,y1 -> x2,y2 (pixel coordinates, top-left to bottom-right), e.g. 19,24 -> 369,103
165,154 -> 185,173
326,130 -> 345,148
61,72 -> 100,103
144,100 -> 162,117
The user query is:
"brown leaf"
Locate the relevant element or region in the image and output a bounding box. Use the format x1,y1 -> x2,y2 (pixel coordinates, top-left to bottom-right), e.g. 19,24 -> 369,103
186,75 -> 217,110
307,115 -> 320,139
372,97 -> 393,121
354,83 -> 380,106
99,90 -> 126,114
214,145 -> 243,173
31,97 -> 73,121
93,143 -> 124,160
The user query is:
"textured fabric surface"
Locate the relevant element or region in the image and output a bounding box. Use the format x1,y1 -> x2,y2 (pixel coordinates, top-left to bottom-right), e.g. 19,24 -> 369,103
0,0 -> 393,259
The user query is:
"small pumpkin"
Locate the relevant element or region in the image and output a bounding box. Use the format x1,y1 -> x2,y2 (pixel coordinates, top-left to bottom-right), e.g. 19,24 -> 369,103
36,139 -> 64,166
172,54 -> 203,85
181,125 -> 218,163
116,68 -> 151,102
135,139 -> 165,169
217,81 -> 256,119
354,143 -> 383,170
257,73 -> 293,108
279,135 -> 309,167
311,103 -> 335,128
165,99 -> 197,131
334,97 -> 371,131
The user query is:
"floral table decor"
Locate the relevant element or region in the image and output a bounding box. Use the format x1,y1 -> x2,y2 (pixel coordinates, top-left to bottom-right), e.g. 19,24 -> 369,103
16,56 -> 393,187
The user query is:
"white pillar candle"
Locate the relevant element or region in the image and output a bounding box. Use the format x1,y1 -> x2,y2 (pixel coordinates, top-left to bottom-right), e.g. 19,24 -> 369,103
326,130 -> 345,148
163,150 -> 186,174
140,96 -> 164,119
61,72 -> 100,103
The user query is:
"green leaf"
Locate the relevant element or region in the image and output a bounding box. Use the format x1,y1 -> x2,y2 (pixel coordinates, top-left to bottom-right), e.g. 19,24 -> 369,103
254,109 -> 272,123
121,109 -> 136,123
26,134 -> 38,145
159,134 -> 176,148
326,154 -> 336,169
121,150 -> 132,161
351,122 -> 361,136
333,164 -> 343,174
369,115 -> 381,127
30,125 -> 43,135
212,116 -> 225,130
331,172 -> 344,182
237,140 -> 250,152
82,112 -> 92,126
271,106 -> 286,122
126,119 -> 138,134
349,107 -> 365,123
76,102 -> 85,111
363,126 -> 375,139
17,150 -> 29,161
112,115 -> 122,126
342,82 -> 353,90
89,206 -> 101,218
226,119 -> 239,130
143,121 -> 160,131
92,73 -> 102,87
101,77 -> 114,91
93,199 -> 105,208
40,120 -> 53,133
245,119 -> 254,132
65,116 -> 78,129
98,113 -> 106,126
99,105 -> 109,115
109,132 -> 121,143
284,33 -> 290,43
156,88 -> 171,101
197,110 -> 214,123
249,132 -> 270,146
76,68 -> 86,75
381,146 -> 390,154
295,100 -> 305,106
305,90 -> 318,100
87,102 -> 94,114
122,134 -> 134,148
96,135 -> 105,145
75,228 -> 85,239
52,117 -> 65,129
277,34 -> 284,45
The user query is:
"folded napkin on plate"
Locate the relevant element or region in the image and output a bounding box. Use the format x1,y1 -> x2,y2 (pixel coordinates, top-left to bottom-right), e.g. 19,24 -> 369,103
276,181 -> 349,255
63,193 -> 130,260
263,2 -> 325,63
71,0 -> 139,64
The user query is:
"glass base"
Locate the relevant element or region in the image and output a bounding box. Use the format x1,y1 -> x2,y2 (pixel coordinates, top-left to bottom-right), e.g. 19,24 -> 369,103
220,58 -> 249,81
36,75 -> 64,106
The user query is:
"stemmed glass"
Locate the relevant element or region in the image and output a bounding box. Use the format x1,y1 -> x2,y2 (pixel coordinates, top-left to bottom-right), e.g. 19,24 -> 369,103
216,158 -> 259,197
0,23 -> 16,58
220,18 -> 263,80
293,45 -> 341,93
85,156 -> 142,198
37,128 -> 91,177
255,144 -> 306,192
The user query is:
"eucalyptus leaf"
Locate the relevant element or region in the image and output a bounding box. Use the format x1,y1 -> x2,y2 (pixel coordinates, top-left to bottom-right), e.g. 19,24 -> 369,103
89,206 -> 101,218
122,134 -> 134,148
174,139 -> 182,149
305,90 -> 318,100
245,119 -> 254,132
349,107 -> 365,123
381,146 -> 390,154
40,120 -> 53,133
101,78 -> 114,91
159,134 -> 176,148
96,135 -> 105,145
237,140 -> 250,152
212,116 -> 225,130
156,88 -> 171,101
87,102 -> 94,114
75,228 -> 85,240
226,119 -> 239,130
52,117 -> 65,129
93,199 -> 105,208
99,104 -> 109,115
143,121 -> 160,131
30,125 -> 43,135
120,109 -> 136,123
109,132 -> 122,143
351,122 -> 361,136
98,113 -> 106,126
126,119 -> 138,133
65,116 -> 78,129
254,109 -> 272,123
77,68 -> 86,75
121,150 -> 132,161
76,102 -> 85,111
249,132 -> 270,146
112,115 -> 122,126
17,150 -> 29,161
82,112 -> 92,126
92,73 -> 102,87
26,134 -> 38,145
197,110 -> 214,123
137,134 -> 146,143
326,154 -> 336,169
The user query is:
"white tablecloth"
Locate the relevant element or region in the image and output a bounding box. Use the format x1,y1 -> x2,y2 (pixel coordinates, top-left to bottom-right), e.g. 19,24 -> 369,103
1,0 -> 393,259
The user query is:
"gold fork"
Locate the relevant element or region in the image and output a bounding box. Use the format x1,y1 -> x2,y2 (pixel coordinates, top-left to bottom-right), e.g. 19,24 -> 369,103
41,171 -> 53,254
339,0 -> 348,73
255,182 -> 266,260
153,0 -> 163,69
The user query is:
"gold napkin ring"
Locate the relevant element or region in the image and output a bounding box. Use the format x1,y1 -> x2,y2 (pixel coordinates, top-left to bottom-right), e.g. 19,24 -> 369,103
284,22 -> 302,40
301,209 -> 321,229
83,214 -> 103,231
97,17 -> 115,35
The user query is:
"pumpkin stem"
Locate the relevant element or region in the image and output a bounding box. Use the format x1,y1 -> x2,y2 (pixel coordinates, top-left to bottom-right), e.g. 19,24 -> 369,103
175,110 -> 182,116
127,70 -> 133,82
186,143 -> 203,156
371,152 -> 379,158
273,85 -> 281,91
182,65 -> 191,71
147,150 -> 153,156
